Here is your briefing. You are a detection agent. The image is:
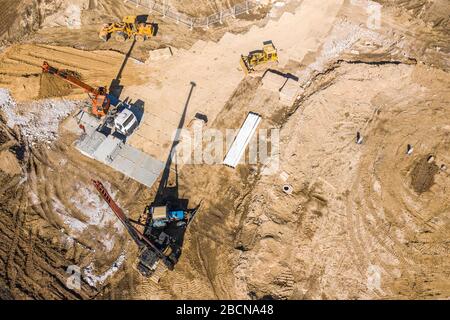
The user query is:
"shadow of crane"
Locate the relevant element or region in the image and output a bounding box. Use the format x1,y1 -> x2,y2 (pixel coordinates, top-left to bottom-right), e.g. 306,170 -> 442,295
153,81 -> 196,207
143,81 -> 200,265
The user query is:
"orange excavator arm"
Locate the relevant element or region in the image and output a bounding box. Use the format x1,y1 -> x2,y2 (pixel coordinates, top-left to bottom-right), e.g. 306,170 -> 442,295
41,61 -> 110,118
42,61 -> 98,95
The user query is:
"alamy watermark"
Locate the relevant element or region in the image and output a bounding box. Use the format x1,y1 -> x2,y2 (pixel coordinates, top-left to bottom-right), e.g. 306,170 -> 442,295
169,125 -> 280,175
351,0 -> 382,30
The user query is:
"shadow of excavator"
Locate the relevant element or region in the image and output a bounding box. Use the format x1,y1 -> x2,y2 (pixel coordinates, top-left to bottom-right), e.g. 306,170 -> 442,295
142,81 -> 201,266
108,17 -> 159,100
109,38 -> 137,100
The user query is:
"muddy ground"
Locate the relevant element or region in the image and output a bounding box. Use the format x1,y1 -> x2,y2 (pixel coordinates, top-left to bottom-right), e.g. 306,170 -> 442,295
0,0 -> 449,300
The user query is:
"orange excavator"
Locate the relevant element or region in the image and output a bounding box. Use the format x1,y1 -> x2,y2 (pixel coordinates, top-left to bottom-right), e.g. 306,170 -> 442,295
42,61 -> 111,118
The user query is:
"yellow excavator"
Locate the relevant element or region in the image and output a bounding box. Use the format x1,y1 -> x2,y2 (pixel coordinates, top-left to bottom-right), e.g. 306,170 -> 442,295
240,41 -> 279,74
99,15 -> 155,42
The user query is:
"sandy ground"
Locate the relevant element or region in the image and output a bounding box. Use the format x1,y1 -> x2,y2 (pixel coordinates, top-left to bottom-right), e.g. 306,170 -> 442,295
229,62 -> 450,299
0,0 -> 449,300
124,0 -> 345,160
0,44 -> 148,102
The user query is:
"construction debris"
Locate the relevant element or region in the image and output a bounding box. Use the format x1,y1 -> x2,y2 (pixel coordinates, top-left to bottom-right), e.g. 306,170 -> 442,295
0,88 -> 78,142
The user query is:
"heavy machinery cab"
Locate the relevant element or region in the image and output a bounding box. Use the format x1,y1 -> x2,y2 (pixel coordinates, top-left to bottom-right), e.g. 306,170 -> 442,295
137,246 -> 160,276
114,108 -> 138,136
149,205 -> 189,228
122,15 -> 137,24
263,43 -> 277,60
91,88 -> 110,118
99,15 -> 155,42
240,42 -> 279,74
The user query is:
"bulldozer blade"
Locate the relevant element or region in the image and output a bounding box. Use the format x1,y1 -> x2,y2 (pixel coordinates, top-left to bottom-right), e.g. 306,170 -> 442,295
240,56 -> 251,75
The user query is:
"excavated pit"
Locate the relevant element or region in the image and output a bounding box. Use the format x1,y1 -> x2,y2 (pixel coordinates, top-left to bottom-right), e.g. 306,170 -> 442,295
410,156 -> 440,194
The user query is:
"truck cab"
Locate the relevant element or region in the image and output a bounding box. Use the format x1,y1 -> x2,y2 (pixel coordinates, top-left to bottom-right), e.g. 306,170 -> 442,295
149,205 -> 188,228
114,108 -> 138,136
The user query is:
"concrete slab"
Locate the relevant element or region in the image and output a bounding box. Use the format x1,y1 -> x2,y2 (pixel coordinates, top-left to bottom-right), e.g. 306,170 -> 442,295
93,135 -> 122,163
76,131 -> 107,159
75,131 -> 164,188
77,112 -> 101,130
111,155 -> 134,175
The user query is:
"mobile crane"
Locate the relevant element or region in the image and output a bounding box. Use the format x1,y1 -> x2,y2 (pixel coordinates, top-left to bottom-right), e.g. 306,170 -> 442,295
92,180 -> 177,276
42,61 -> 138,136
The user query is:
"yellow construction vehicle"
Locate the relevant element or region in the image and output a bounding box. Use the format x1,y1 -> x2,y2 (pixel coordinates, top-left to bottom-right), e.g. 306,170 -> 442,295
99,15 -> 155,42
240,41 -> 279,74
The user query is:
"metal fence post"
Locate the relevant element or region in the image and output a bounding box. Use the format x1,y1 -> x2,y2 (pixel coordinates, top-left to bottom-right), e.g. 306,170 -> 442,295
127,0 -> 255,29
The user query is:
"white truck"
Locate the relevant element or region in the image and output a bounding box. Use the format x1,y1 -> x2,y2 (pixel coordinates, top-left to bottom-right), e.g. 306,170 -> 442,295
114,108 -> 138,136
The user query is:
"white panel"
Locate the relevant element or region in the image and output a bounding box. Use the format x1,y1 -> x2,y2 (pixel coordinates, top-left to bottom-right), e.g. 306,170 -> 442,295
223,112 -> 261,168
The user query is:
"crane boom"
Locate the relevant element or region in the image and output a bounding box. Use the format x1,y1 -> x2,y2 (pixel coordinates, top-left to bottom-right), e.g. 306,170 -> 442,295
41,61 -> 110,118
42,61 -> 98,94
92,180 -> 175,270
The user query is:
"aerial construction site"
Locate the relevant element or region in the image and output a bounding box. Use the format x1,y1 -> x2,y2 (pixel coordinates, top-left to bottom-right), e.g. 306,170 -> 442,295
0,0 -> 449,300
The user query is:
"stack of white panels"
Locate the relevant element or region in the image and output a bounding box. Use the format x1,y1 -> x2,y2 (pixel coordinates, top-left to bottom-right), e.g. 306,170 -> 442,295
223,112 -> 261,168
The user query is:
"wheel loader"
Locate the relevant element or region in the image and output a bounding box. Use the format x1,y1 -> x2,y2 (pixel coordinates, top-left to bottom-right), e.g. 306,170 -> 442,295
99,15 -> 155,42
240,41 -> 279,74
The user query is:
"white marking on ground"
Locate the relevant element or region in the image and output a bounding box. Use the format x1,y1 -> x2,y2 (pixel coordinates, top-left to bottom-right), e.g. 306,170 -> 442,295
83,251 -> 126,287
0,88 -> 78,142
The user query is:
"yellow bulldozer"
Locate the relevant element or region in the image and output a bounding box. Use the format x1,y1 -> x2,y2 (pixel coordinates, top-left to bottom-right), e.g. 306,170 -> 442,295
99,15 -> 155,42
240,41 -> 279,74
